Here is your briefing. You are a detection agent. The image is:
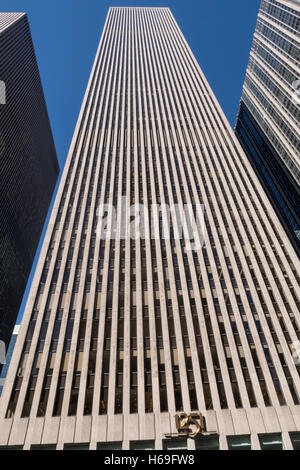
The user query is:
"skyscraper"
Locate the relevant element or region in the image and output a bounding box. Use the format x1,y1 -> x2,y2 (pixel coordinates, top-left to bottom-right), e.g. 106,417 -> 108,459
0,13 -> 59,367
235,0 -> 300,254
0,7 -> 300,451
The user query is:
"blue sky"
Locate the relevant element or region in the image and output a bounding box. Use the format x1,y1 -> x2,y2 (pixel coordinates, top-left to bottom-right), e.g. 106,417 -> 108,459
0,0 -> 261,324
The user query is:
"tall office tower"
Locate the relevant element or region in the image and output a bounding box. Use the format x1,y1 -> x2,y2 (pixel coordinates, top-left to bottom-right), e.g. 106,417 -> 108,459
235,0 -> 300,255
1,7 -> 300,451
0,13 -> 59,367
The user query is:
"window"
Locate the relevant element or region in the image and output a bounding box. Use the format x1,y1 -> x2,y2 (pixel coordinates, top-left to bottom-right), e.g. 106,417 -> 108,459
97,442 -> 123,450
31,445 -> 57,451
0,446 -> 23,451
258,433 -> 283,450
64,444 -> 89,450
289,432 -> 300,450
130,441 -> 155,450
195,436 -> 219,450
227,435 -> 251,450
163,439 -> 187,451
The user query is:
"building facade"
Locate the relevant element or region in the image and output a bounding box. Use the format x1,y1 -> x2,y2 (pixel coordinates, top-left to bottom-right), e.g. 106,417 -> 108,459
0,13 -> 59,365
0,7 -> 300,450
235,0 -> 300,254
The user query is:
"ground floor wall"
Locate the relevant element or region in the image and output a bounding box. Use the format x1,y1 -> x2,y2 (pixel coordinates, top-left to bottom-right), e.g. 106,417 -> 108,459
0,406 -> 300,450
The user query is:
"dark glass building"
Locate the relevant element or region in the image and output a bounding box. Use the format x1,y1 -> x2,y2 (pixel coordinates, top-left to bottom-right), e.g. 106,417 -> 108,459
235,0 -> 300,255
0,13 -> 59,369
